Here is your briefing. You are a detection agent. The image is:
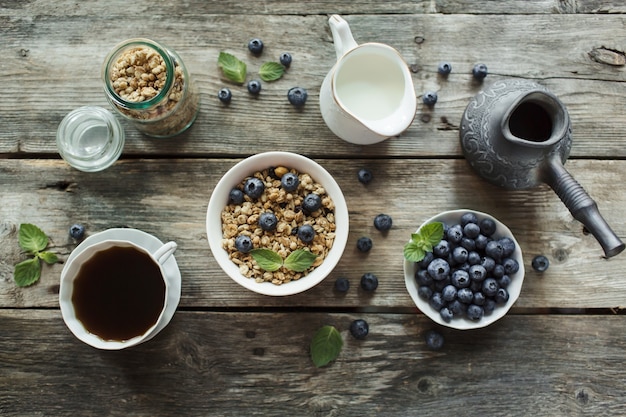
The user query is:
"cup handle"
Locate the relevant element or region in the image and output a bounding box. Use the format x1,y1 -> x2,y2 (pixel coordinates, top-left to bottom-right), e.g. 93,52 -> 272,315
329,14 -> 358,59
152,241 -> 178,265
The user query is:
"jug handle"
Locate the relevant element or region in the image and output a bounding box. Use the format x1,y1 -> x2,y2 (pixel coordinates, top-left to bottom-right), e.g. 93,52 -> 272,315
542,156 -> 625,258
328,15 -> 358,59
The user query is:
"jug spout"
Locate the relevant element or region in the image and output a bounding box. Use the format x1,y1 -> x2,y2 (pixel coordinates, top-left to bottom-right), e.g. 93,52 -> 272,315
328,15 -> 358,59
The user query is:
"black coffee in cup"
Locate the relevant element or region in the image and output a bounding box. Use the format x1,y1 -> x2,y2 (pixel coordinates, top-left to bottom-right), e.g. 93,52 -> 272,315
71,245 -> 166,341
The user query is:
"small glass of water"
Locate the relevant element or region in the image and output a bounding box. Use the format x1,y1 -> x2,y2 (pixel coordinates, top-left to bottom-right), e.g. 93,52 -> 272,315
56,106 -> 125,172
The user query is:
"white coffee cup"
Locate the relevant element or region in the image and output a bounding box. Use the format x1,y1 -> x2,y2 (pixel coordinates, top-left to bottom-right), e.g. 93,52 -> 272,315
59,239 -> 178,350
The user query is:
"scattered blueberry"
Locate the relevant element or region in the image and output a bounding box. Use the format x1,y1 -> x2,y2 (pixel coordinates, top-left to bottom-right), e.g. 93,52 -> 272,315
350,319 -> 369,339
373,214 -> 393,232
425,329 -> 444,350
472,63 -> 488,80
287,87 -> 308,107
279,52 -> 292,67
217,87 -> 232,104
297,224 -> 316,243
280,172 -> 299,192
334,277 -> 350,292
437,61 -> 452,75
247,79 -> 262,95
258,212 -> 278,231
228,188 -> 244,205
357,168 -> 373,185
422,91 -> 438,106
356,237 -> 373,252
235,235 -> 253,253
302,193 -> 322,212
69,224 -> 85,240
531,255 -> 550,272
248,38 -> 264,55
360,272 -> 379,291
243,177 -> 265,199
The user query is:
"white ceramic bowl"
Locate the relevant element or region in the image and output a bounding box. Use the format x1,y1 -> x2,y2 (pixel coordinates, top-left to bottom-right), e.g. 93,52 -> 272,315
206,151 -> 349,296
403,209 -> 524,330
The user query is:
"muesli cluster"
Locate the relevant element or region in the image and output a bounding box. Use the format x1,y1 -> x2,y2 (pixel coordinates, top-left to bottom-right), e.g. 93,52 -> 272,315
221,166 -> 336,285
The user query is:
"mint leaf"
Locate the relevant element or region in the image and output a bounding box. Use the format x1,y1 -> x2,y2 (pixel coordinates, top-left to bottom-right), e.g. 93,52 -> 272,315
250,248 -> 283,272
19,223 -> 48,253
310,325 -> 343,368
284,249 -> 317,272
38,251 -> 58,265
14,257 -> 41,287
403,240 -> 426,263
259,62 -> 285,82
218,52 -> 247,84
419,222 -> 444,248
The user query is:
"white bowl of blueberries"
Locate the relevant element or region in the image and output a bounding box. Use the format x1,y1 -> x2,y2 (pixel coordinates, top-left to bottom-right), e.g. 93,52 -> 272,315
403,209 -> 525,330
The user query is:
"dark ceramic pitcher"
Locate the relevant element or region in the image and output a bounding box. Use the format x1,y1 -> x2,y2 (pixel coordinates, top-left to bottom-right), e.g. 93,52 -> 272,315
460,78 -> 624,258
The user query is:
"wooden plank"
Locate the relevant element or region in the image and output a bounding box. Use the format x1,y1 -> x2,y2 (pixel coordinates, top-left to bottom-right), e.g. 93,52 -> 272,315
0,310 -> 625,416
1,14 -> 625,157
1,158 -> 625,310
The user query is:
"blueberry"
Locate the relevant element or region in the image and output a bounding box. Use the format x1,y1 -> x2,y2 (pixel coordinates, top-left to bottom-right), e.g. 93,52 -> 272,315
429,292 -> 445,310
467,251 -> 481,265
499,237 -> 516,257
449,300 -> 467,316
217,87 -> 232,104
427,258 -> 450,281
350,319 -> 369,339
460,237 -> 476,251
451,269 -> 471,288
243,177 -> 265,199
472,291 -> 486,306
415,269 -> 433,286
457,287 -> 474,304
374,214 -> 393,231
360,272 -> 379,291
302,193 -> 322,212
497,275 -> 511,288
463,222 -> 481,239
440,307 -> 454,322
495,287 -> 509,304
279,52 -> 292,67
433,240 -> 451,258
485,240 -> 505,260
480,256 -> 496,272
417,251 -> 434,269
479,218 -> 497,236
460,212 -> 479,226
468,264 -> 487,282
472,63 -> 488,80
258,212 -> 278,231
437,61 -> 452,75
334,277 -> 350,292
452,246 -> 469,264
69,224 -> 85,240
474,234 -> 490,251
356,237 -> 373,252
297,224 -> 316,243
280,172 -> 299,192
357,168 -> 373,184
482,278 -> 499,297
248,38 -> 264,55
491,263 -> 505,279
442,284 -> 457,301
287,87 -> 308,107
228,188 -> 244,205
446,224 -> 464,244
235,235 -> 253,253
466,304 -> 485,321
531,255 -> 550,272
247,79 -> 262,95
418,285 -> 433,300
483,299 -> 497,314
422,91 -> 438,106
502,257 -> 519,274
425,329 -> 445,351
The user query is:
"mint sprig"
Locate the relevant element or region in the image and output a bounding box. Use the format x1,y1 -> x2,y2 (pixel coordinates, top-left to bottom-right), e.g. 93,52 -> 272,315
259,62 -> 285,81
310,325 -> 343,367
403,222 -> 444,263
218,52 -> 247,84
14,223 -> 59,287
251,248 -> 317,272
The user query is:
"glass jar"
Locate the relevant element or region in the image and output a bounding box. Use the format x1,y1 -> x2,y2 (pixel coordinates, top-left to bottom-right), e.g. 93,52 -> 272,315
102,38 -> 199,138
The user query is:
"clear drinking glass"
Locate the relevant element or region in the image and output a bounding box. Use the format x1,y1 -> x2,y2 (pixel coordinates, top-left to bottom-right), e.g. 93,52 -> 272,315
56,106 -> 125,172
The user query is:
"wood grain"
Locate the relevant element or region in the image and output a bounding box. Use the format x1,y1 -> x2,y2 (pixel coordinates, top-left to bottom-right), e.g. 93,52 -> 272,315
0,310 -> 624,417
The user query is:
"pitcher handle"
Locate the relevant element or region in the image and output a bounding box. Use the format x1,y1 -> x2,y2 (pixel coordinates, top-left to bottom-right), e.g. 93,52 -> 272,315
543,156 -> 625,258
329,15 -> 358,60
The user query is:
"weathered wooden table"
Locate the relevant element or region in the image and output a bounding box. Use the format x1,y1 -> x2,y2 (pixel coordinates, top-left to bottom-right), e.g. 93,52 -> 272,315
2,1 -> 626,416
